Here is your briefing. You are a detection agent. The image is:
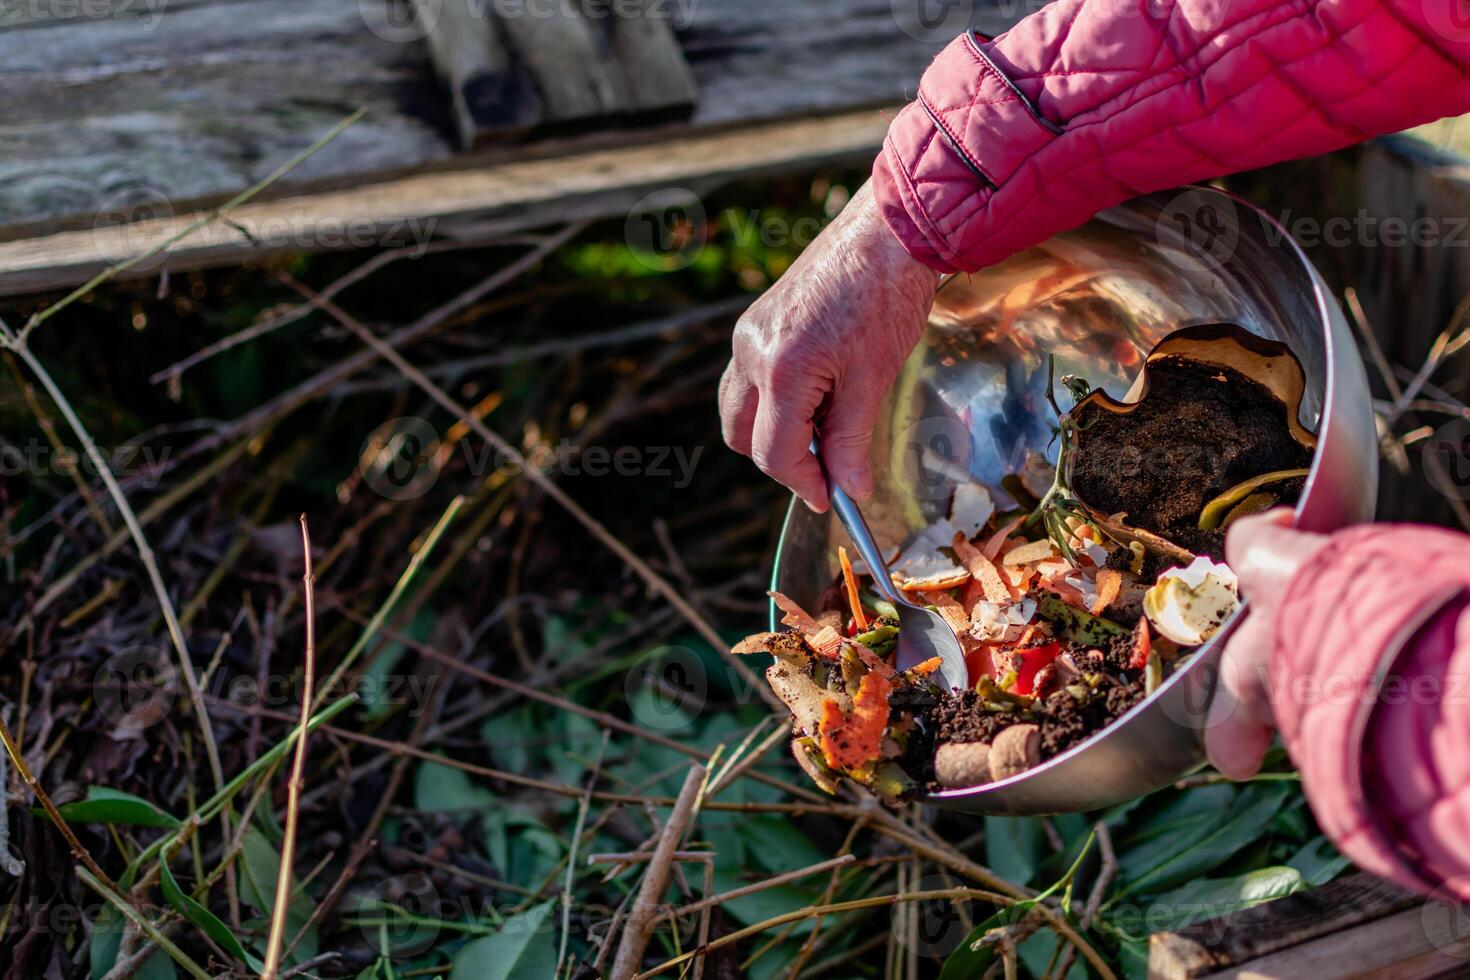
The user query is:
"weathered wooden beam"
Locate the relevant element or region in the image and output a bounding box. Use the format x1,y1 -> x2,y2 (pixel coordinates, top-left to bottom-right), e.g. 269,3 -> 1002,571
0,0 -> 1019,238
605,0 -> 700,113
1148,872 -> 1433,978
0,108 -> 890,296
414,0 -> 542,147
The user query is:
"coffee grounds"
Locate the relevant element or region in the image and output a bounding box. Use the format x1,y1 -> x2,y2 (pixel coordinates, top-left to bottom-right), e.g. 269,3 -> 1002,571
934,690 -> 1021,744
1070,356 -> 1311,558
930,669 -> 1151,771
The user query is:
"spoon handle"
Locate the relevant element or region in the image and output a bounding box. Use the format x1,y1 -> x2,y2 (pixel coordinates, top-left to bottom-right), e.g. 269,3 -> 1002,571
811,438 -> 904,607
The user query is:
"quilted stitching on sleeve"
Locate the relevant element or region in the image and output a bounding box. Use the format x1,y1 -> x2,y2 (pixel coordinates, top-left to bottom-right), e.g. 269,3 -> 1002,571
1272,526 -> 1470,897
872,0 -> 1470,272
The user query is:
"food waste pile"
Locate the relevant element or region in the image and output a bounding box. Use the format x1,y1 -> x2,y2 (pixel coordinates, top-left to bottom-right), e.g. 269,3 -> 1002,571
735,326 -> 1315,803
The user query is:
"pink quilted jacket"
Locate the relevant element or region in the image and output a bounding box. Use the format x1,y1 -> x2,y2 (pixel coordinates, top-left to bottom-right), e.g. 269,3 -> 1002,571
872,0 -> 1470,898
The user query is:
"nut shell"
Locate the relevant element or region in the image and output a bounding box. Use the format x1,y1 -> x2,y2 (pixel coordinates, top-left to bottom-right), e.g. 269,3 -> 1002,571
988,724 -> 1041,781
934,742 -> 991,788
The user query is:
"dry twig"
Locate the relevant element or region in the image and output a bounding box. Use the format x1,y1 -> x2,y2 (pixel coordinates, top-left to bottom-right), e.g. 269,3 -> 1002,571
611,764 -> 707,980
260,517 -> 319,980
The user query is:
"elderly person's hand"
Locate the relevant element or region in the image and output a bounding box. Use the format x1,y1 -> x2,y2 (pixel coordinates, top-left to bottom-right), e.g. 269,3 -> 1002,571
1205,509 -> 1331,779
718,181 -> 939,511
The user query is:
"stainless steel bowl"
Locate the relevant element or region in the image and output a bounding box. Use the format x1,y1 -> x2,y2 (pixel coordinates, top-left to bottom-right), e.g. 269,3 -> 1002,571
770,186 -> 1379,815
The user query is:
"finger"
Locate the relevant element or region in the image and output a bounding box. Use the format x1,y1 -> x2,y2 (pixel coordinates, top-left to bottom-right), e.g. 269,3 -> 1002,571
1226,507 -> 1327,594
818,369 -> 891,500
752,388 -> 829,512
1224,507 -> 1296,570
718,364 -> 759,457
1205,615 -> 1276,779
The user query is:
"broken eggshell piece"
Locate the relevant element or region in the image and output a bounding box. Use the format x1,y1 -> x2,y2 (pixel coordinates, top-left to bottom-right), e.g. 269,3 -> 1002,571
1142,556 -> 1240,646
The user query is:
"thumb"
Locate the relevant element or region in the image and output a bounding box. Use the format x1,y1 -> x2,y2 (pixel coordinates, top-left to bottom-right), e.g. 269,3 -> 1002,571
818,370 -> 890,500
1204,614 -> 1276,779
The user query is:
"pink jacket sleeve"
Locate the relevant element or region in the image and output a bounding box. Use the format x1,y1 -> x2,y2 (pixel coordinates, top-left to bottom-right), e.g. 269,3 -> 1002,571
873,0 -> 1470,272
1270,525 -> 1470,899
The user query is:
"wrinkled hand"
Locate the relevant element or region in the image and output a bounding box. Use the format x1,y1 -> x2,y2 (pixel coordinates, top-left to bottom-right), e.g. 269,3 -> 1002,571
719,181 -> 940,511
1205,509 -> 1330,779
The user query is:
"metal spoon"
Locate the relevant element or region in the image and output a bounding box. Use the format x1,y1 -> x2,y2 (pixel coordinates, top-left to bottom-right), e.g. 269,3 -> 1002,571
811,438 -> 970,692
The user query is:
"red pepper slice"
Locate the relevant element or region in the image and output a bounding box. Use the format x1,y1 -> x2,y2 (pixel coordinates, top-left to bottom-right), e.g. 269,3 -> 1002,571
1011,642 -> 1062,696
1128,619 -> 1152,671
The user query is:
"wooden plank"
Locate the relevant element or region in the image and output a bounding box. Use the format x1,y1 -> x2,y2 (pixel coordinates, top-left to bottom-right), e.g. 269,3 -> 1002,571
1148,872 -> 1422,978
414,0 -> 542,147
493,0 -> 631,120
0,107 -> 891,295
0,0 -> 1020,238
606,0 -> 700,113
1198,907 -> 1469,979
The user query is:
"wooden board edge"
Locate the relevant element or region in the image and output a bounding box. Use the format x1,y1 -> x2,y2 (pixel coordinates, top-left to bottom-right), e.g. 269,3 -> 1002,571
1147,872 -> 1422,978
0,107 -> 891,298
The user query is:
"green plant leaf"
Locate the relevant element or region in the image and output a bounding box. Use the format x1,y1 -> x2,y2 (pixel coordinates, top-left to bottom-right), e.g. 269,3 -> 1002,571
985,816 -> 1045,887
938,901 -> 1035,980
1286,835 -> 1351,886
1117,936 -> 1152,980
414,758 -> 494,813
1115,783 -> 1291,898
449,901 -> 557,980
159,859 -> 257,967
54,787 -> 180,829
1109,866 -> 1304,936
738,815 -> 827,873
709,867 -> 818,933
239,828 -> 318,964
89,905 -> 177,980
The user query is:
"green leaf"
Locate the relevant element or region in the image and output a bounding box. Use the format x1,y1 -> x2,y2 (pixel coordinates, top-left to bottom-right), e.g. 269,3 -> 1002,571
414,758 -> 494,812
159,859 -> 256,967
239,828 -> 318,965
55,787 -> 180,829
481,808 -> 564,889
738,816 -> 827,874
938,902 -> 1034,980
89,905 -> 123,980
985,816 -> 1045,887
1018,930 -> 1086,980
481,707 -> 536,775
450,901 -> 557,980
1117,936 -> 1152,980
1110,866 -> 1304,936
710,868 -> 817,933
89,904 -> 176,980
1287,835 -> 1351,887
1115,784 -> 1290,898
